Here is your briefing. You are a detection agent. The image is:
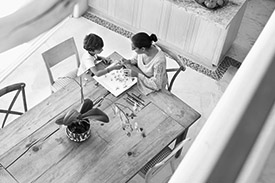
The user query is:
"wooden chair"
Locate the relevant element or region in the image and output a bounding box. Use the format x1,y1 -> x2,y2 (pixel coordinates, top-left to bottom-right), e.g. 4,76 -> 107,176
42,37 -> 80,93
0,83 -> 28,128
138,137 -> 191,183
157,44 -> 186,92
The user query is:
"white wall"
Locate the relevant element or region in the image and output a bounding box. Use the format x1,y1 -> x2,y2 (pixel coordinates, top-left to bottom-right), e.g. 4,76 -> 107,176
169,11 -> 275,183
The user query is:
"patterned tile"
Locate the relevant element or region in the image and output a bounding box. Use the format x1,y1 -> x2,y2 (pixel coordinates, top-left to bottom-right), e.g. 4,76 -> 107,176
83,12 -> 241,80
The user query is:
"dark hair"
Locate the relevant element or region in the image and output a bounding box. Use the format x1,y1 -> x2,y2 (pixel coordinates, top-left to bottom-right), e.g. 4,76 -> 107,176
83,33 -> 104,51
131,32 -> 158,49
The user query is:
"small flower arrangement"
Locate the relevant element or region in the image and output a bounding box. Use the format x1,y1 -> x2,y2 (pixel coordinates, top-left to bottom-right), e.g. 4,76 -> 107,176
96,95 -> 145,137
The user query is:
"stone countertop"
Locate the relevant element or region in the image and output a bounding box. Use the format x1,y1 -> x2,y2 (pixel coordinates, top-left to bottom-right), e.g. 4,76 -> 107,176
166,0 -> 247,28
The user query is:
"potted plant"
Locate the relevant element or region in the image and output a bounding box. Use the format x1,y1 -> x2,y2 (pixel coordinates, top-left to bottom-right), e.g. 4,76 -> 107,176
55,76 -> 109,142
56,98 -> 109,142
194,0 -> 229,10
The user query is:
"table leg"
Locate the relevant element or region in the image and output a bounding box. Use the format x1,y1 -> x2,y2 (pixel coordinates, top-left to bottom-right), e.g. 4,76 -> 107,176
175,128 -> 189,158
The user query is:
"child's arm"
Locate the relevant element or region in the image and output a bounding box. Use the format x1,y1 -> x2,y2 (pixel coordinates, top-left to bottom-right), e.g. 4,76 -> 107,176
96,56 -> 111,65
90,62 -> 123,77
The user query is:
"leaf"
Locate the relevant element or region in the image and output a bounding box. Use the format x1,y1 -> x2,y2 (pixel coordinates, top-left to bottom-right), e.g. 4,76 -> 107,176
63,109 -> 81,126
81,108 -> 109,123
86,115 -> 109,123
80,98 -> 94,114
55,113 -> 65,125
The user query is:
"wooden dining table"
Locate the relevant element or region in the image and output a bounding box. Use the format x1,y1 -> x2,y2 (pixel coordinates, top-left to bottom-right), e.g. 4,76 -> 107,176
0,52 -> 200,183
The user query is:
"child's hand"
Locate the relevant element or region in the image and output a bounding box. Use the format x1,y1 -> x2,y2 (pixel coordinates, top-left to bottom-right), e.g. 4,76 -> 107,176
102,57 -> 111,65
111,62 -> 124,70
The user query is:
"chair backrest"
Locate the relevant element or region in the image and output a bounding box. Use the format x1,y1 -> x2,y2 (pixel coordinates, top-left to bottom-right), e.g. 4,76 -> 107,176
157,44 -> 186,92
145,137 -> 191,183
42,37 -> 80,85
0,83 -> 28,128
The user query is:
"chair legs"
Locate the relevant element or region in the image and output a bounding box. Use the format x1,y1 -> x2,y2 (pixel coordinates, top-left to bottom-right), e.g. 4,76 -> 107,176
0,83 -> 28,128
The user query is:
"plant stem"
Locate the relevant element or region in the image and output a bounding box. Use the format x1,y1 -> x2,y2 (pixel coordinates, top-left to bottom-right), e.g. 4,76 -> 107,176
79,75 -> 84,103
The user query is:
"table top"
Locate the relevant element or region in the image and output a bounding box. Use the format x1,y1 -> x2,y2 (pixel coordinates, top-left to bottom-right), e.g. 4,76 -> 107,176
0,52 -> 200,183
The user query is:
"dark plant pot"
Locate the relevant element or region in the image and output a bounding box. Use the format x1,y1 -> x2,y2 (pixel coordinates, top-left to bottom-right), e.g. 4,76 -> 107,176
66,119 -> 91,142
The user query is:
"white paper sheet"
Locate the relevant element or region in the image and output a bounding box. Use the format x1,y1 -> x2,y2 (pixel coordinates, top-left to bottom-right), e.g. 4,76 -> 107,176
93,69 -> 137,97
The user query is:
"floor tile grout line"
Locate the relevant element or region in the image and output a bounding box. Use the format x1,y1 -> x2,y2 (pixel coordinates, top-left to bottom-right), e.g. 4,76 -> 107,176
82,12 -> 241,80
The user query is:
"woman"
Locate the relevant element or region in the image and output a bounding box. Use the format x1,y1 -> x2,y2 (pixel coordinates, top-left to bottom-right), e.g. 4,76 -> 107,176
123,32 -> 168,95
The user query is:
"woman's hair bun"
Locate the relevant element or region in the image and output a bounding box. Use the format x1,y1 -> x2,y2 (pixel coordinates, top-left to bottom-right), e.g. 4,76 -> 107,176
131,32 -> 158,49
150,34 -> 158,42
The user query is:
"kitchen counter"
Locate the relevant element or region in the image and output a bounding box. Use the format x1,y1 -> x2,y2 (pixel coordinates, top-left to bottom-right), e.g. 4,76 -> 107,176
167,0 -> 247,28
88,0 -> 248,67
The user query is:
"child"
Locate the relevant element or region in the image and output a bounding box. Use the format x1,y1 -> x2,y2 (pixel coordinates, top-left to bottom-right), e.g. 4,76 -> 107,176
77,33 -> 122,77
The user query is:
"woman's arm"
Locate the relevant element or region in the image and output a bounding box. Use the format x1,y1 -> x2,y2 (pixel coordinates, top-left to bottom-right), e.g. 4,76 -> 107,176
138,60 -> 166,91
122,55 -> 138,66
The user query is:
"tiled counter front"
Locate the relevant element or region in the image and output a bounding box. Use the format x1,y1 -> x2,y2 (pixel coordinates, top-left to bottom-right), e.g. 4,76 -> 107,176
88,0 -> 247,67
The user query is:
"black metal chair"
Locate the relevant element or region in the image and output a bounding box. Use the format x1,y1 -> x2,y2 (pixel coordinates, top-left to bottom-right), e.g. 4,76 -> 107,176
138,138 -> 191,183
0,83 -> 28,128
166,65 -> 186,92
157,44 -> 186,92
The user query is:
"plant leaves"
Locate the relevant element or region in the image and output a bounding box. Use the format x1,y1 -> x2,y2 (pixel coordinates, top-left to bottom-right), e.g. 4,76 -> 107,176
81,108 -> 109,123
63,109 -> 81,126
80,98 -> 94,114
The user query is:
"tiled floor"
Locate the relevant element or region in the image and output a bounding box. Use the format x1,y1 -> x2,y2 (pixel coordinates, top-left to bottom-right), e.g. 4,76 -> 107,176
0,0 -> 274,182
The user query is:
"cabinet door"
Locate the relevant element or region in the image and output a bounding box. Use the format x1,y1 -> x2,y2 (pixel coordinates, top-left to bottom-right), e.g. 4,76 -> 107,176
192,20 -> 223,62
88,0 -> 109,14
112,0 -> 136,26
165,4 -> 192,51
136,0 -> 165,34
165,3 -> 223,65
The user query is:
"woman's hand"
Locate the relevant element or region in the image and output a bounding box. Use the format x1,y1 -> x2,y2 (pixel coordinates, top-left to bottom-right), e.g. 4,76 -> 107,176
124,69 -> 139,77
131,69 -> 139,77
121,58 -> 131,65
